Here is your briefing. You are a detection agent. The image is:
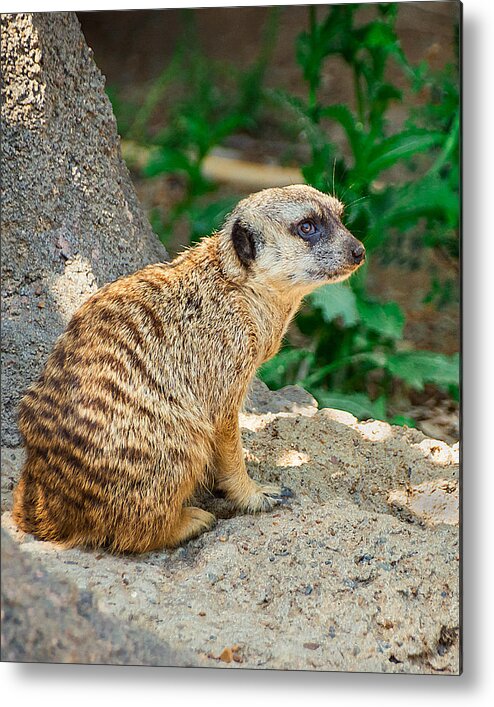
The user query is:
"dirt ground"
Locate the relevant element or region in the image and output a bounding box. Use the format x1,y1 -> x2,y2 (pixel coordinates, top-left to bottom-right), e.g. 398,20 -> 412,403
1,381 -> 460,673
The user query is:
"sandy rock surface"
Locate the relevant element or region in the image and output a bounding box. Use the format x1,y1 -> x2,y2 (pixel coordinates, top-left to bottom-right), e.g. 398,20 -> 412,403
1,381 -> 460,673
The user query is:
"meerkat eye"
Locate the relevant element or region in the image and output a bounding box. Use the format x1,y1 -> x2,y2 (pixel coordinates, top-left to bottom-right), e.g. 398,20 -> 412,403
297,220 -> 318,239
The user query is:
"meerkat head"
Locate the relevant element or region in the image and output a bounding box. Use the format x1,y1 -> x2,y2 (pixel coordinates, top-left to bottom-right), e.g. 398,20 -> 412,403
220,184 -> 365,293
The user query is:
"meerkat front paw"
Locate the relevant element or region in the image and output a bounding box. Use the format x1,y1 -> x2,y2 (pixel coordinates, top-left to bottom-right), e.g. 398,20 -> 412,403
242,483 -> 294,514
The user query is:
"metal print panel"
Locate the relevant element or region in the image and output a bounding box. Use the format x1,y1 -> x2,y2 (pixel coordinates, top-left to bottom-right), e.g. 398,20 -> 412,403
1,1 -> 461,674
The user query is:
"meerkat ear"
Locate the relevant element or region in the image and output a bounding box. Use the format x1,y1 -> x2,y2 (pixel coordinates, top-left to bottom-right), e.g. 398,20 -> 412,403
231,219 -> 257,267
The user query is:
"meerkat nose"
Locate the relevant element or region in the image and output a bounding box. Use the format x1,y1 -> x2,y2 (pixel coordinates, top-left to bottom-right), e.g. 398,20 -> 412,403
352,244 -> 365,265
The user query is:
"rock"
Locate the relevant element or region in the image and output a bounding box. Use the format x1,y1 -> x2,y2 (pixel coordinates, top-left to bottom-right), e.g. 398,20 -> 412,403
218,647 -> 233,663
245,378 -> 318,416
1,447 -> 25,512
319,408 -> 358,426
412,438 -> 458,465
387,478 -> 459,527
1,12 -> 168,446
0,529 -> 195,666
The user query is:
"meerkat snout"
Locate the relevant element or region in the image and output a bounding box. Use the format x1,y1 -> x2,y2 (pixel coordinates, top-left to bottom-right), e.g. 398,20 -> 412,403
351,243 -> 366,265
223,184 -> 365,290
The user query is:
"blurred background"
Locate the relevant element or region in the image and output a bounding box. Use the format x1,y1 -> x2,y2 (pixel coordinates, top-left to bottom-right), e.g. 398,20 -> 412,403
78,2 -> 460,442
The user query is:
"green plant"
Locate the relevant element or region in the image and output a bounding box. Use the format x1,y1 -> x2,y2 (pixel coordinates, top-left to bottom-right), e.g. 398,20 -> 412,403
139,8 -> 280,245
259,3 -> 459,421
109,3 -> 460,425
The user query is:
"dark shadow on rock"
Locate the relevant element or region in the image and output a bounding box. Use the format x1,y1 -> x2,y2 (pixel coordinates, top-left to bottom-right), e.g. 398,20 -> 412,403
0,529 -> 196,667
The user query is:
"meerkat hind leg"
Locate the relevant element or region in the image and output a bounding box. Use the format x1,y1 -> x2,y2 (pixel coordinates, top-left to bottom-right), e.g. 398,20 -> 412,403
113,506 -> 216,553
165,506 -> 217,547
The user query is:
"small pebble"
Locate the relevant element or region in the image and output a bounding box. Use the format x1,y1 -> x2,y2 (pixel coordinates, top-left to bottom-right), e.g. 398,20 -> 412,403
218,647 -> 233,663
303,642 -> 320,650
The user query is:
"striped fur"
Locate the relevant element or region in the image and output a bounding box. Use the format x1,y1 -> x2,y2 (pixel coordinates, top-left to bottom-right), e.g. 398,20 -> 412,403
13,185 -> 364,553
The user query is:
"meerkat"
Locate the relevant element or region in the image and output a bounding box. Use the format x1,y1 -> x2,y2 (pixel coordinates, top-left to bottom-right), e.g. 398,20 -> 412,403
13,184 -> 365,553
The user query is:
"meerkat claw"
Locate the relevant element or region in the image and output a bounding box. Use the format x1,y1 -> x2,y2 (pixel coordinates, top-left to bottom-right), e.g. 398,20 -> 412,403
239,483 -> 294,513
275,486 -> 294,498
272,496 -> 294,509
263,485 -> 294,500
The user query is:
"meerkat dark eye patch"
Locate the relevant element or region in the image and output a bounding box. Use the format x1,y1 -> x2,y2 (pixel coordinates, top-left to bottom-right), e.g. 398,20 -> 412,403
294,217 -> 323,244
297,219 -> 318,239
231,219 -> 257,267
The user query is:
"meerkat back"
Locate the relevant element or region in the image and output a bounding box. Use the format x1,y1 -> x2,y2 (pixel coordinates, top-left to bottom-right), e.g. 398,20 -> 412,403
13,260 -> 223,552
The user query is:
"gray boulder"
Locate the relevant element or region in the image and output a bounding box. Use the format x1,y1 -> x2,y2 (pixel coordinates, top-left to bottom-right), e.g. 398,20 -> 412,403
0,529 -> 195,666
1,12 -> 168,446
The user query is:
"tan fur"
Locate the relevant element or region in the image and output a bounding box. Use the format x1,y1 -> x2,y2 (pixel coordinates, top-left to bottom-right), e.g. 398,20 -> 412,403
13,185 -> 364,553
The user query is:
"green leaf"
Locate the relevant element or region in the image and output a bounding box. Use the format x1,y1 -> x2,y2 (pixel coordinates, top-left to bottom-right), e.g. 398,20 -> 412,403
315,391 -> 386,420
376,174 -> 459,232
309,283 -> 359,327
144,148 -> 192,177
319,104 -> 363,157
179,114 -> 214,156
356,299 -> 405,340
319,6 -> 356,58
259,349 -> 313,390
390,415 -> 416,428
210,113 -> 249,144
301,143 -> 337,193
366,130 -> 444,177
363,20 -> 398,49
386,351 -> 459,391
188,197 -> 238,242
301,351 -> 387,388
374,82 -> 402,103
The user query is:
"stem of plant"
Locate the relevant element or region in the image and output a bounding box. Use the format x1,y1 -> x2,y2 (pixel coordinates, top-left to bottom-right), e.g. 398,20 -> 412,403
308,5 -> 319,120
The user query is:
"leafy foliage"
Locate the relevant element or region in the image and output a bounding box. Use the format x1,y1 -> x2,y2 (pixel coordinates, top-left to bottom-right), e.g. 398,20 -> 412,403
110,3 -> 460,424
127,8 -> 280,245
258,3 -> 460,421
